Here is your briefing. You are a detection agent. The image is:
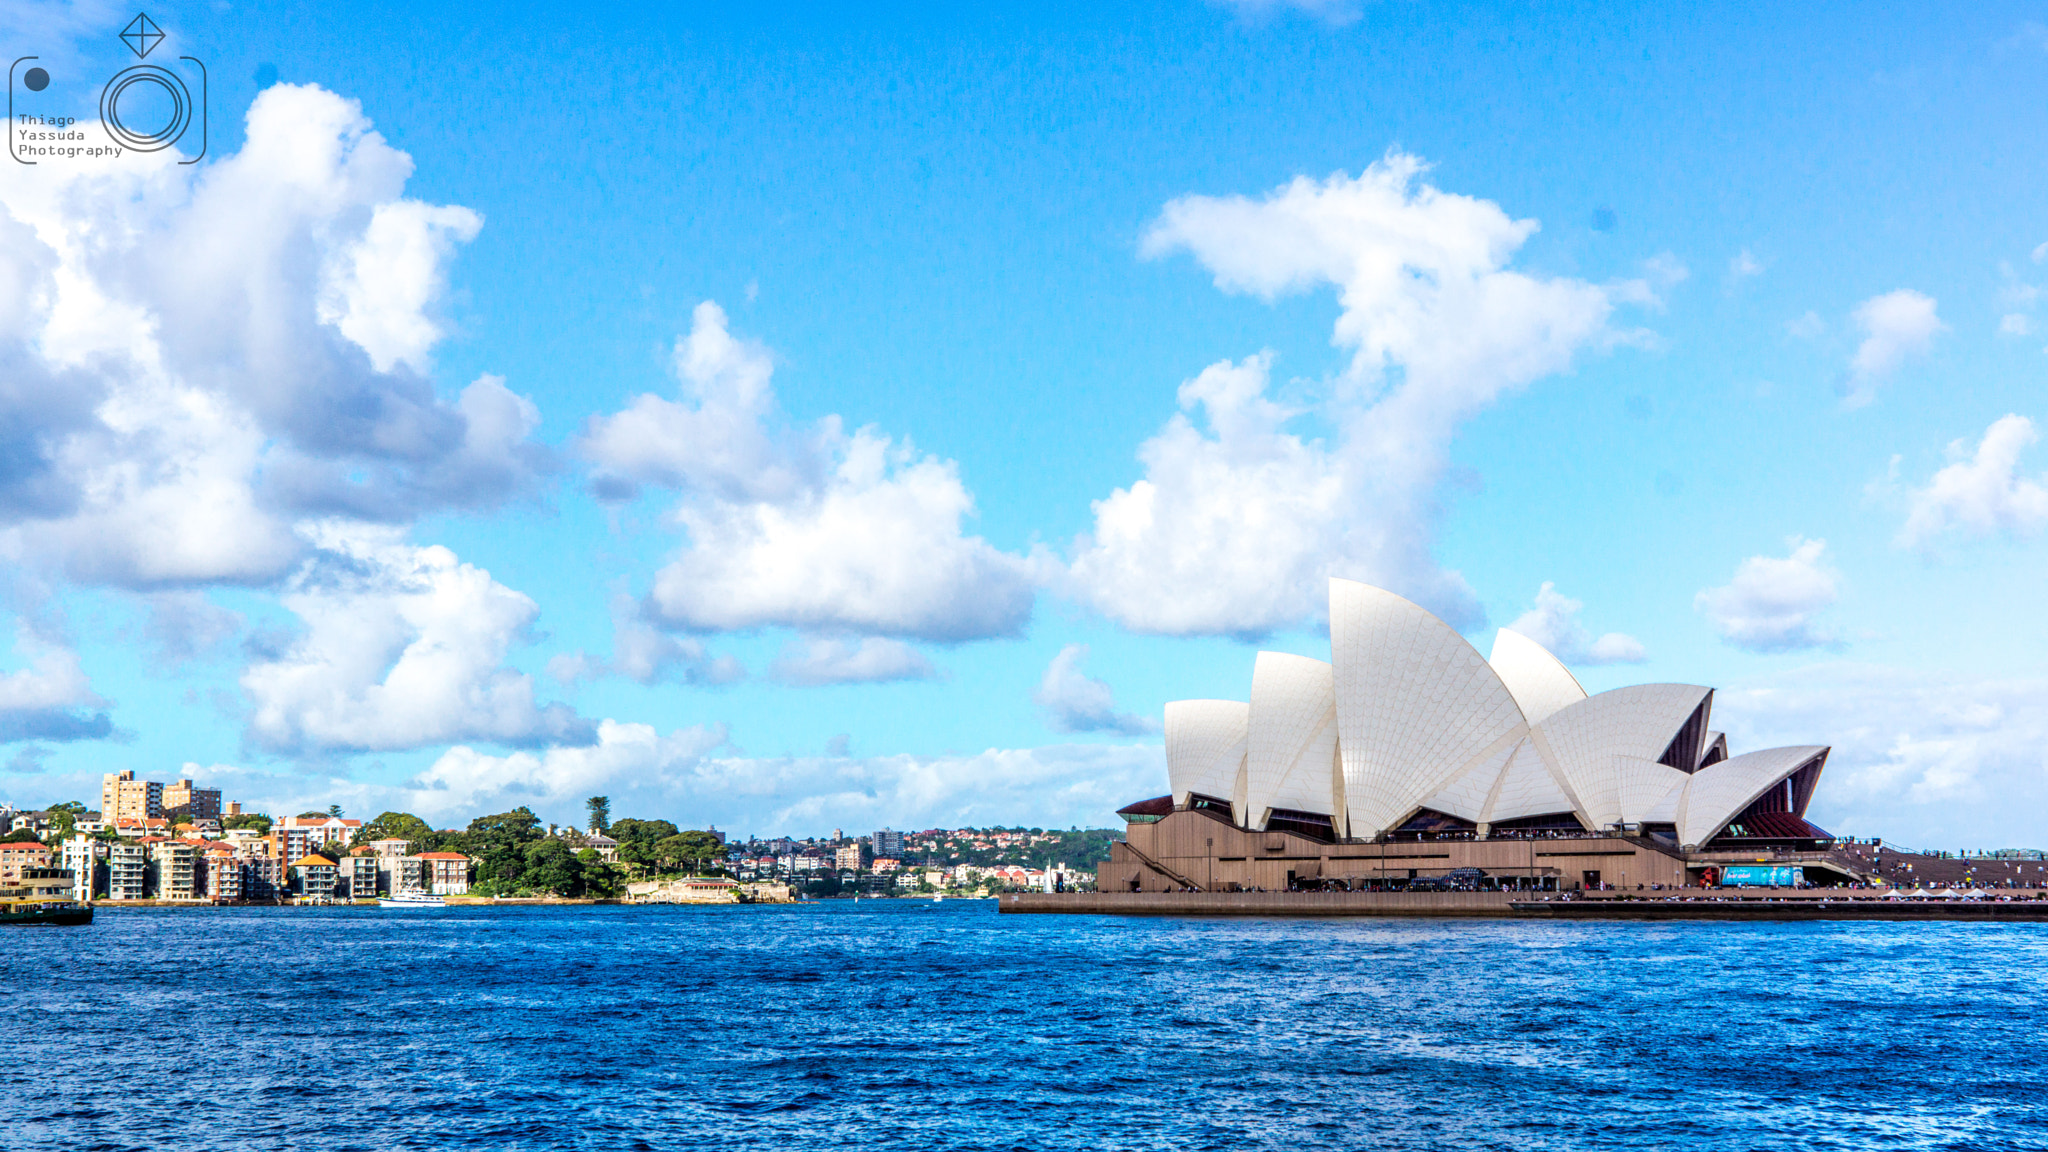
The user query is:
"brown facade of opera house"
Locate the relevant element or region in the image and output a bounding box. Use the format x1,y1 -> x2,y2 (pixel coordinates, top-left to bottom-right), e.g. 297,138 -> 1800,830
1092,577 -> 1860,896
1098,791 -> 1841,895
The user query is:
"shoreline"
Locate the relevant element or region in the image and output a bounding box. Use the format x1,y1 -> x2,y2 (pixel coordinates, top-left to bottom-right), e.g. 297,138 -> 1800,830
1001,889 -> 2048,920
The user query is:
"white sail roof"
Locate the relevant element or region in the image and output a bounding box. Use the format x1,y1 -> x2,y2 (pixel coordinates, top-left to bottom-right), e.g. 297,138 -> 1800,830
1164,700 -> 1249,810
1245,652 -> 1338,829
1489,628 -> 1588,726
1675,746 -> 1829,847
1480,739 -> 1579,824
1529,684 -> 1711,829
1330,579 -> 1530,838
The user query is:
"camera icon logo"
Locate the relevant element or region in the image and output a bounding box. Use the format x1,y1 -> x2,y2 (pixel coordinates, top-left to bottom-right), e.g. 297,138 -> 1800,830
9,12 -> 207,165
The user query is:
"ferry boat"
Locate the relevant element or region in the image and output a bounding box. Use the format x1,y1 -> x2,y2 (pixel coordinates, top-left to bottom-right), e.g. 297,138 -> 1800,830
1,866 -> 93,926
378,890 -> 447,908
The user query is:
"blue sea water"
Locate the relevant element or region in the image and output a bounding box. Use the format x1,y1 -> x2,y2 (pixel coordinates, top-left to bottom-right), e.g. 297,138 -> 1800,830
5,901 -> 2047,1151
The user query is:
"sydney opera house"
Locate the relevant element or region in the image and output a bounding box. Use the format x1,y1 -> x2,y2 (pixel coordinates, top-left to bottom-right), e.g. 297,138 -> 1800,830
1100,579 -> 1837,894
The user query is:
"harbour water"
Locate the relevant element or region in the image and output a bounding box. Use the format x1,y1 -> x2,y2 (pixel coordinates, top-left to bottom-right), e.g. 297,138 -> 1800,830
6,900 -> 2046,1150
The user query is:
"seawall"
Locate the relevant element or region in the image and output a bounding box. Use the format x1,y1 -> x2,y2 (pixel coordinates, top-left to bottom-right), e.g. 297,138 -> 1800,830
1000,891 -> 1520,917
1002,890 -> 2048,921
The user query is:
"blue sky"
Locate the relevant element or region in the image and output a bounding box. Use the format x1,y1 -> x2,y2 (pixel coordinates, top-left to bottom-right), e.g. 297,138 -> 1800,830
2,0 -> 2047,843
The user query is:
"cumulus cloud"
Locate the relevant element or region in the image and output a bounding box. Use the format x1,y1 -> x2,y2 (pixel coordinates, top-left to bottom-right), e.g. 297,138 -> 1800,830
1505,583 -> 1646,665
0,84 -> 546,590
581,302 -> 1038,642
1729,249 -> 1765,280
770,636 -> 936,686
1695,538 -> 1841,653
1716,665 -> 2048,847
1070,153 -> 1630,636
0,629 -> 112,744
241,523 -> 590,753
1896,415 -> 2048,548
1034,644 -> 1160,736
1843,289 -> 1944,409
548,600 -> 745,688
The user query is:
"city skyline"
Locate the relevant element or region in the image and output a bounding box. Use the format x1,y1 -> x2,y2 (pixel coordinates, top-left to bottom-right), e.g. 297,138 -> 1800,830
1,3 -> 2046,844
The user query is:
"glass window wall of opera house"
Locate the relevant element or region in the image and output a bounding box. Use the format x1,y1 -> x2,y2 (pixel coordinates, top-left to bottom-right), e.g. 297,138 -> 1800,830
1103,579 -> 1836,895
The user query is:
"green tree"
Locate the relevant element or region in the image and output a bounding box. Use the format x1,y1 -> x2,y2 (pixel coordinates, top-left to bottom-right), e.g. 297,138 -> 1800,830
326,804 -> 344,818
355,811 -> 436,853
223,813 -> 274,834
460,807 -> 545,892
586,796 -> 610,833
0,827 -> 44,844
652,830 -> 729,875
523,838 -> 584,896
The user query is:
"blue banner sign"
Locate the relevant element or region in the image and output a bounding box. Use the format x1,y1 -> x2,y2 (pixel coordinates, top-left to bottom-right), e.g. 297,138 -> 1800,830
1719,865 -> 1804,887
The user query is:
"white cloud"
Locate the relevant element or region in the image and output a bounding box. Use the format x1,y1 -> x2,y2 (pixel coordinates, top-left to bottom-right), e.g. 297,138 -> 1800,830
0,627 -> 111,743
1505,582 -> 1646,665
549,600 -> 745,687
1695,537 -> 1841,653
1729,249 -> 1765,279
1716,664 -> 2048,848
1070,154 -> 1627,635
1896,414 -> 2048,548
0,84 -> 544,591
770,636 -> 936,686
241,522 -> 589,753
1843,289 -> 1944,409
582,302 -> 1038,642
1034,644 -> 1160,736
2003,314 -> 2035,337
1787,311 -> 1826,339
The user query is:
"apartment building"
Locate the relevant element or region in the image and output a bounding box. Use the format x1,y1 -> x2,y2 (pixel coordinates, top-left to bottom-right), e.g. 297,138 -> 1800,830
101,771 -> 164,822
291,854 -> 339,900
0,840 -> 51,883
106,841 -> 146,900
338,854 -> 381,899
278,815 -> 363,849
418,851 -> 471,895
268,826 -> 316,867
150,841 -> 199,900
243,854 -> 283,902
162,780 -> 223,821
204,849 -> 244,902
872,829 -> 906,858
61,837 -> 103,900
387,855 -> 428,896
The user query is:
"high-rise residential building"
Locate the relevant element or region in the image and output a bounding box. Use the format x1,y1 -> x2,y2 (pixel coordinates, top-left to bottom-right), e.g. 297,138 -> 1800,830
291,854 -> 339,900
162,780 -> 222,821
60,837 -> 102,900
203,850 -> 244,902
150,841 -> 199,900
834,844 -> 868,871
101,771 -> 164,822
106,842 -> 146,900
243,855 -> 283,902
279,815 -> 362,848
872,829 -> 905,858
269,825 -> 315,867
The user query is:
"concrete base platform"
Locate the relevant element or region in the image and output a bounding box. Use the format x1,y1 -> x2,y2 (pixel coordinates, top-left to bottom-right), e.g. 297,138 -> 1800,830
1001,890 -> 2048,921
1000,891 -> 1520,917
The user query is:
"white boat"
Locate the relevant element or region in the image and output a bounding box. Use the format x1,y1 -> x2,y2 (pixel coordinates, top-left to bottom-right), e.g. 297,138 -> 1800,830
379,891 -> 446,908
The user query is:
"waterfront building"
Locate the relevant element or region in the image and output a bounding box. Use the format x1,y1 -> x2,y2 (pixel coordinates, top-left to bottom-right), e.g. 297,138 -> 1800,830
291,854 -> 339,899
582,832 -> 620,861
834,844 -> 868,871
269,826 -> 316,867
162,780 -> 223,821
0,840 -> 51,883
387,855 -> 428,895
872,829 -> 906,858
418,851 -> 471,895
1104,579 -> 1839,894
338,854 -> 381,899
60,837 -> 103,900
106,842 -> 147,900
243,854 -> 284,902
101,772 -> 165,822
204,849 -> 244,902
150,841 -> 200,900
